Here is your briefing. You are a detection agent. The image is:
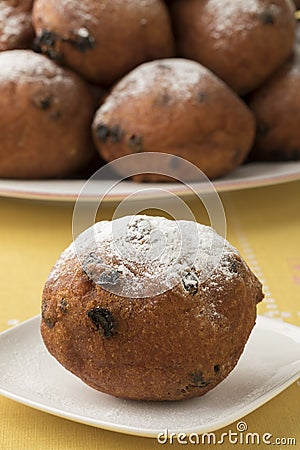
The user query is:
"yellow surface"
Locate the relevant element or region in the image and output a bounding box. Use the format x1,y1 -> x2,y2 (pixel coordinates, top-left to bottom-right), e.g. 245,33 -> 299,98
0,180 -> 299,449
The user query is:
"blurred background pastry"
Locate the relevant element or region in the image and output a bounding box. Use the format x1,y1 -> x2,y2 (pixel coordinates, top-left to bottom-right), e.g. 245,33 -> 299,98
169,0 -> 296,95
0,50 -> 96,178
32,0 -> 175,86
92,58 -> 255,181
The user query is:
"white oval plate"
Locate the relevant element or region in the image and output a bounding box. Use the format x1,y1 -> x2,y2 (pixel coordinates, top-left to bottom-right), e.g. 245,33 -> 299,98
0,161 -> 299,202
0,315 -> 299,438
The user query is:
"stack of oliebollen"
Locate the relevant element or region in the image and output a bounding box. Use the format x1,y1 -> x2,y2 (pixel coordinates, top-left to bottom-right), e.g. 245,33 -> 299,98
0,0 -> 299,179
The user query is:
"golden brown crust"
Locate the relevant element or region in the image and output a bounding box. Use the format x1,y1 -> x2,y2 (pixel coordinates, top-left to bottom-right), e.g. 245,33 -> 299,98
41,216 -> 263,401
0,0 -> 34,51
170,0 -> 296,95
92,59 -> 255,181
32,0 -> 175,86
0,50 -> 96,179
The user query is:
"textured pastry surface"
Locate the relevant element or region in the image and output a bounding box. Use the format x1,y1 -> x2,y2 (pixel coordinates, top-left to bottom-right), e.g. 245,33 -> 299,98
41,215 -> 264,401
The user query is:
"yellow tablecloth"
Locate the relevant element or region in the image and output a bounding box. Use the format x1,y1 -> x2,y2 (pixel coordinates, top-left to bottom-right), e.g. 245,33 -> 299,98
0,180 -> 299,450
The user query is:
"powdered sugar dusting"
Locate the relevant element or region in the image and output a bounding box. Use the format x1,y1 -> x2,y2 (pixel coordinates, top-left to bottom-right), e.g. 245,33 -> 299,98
40,0 -> 160,29
0,10 -> 28,42
0,50 -> 72,83
100,59 -> 205,113
204,0 -> 282,42
71,215 -> 241,299
0,2 -> 33,49
51,0 -> 99,26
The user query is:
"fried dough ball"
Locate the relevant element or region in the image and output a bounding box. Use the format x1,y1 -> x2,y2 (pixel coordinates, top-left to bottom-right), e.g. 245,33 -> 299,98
248,26 -> 300,161
32,0 -> 175,86
41,215 -> 263,401
0,50 -> 96,178
92,59 -> 255,181
169,0 -> 296,95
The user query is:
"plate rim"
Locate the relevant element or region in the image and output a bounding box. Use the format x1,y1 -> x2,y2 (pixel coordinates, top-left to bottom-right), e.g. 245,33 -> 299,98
0,315 -> 299,438
0,161 -> 299,203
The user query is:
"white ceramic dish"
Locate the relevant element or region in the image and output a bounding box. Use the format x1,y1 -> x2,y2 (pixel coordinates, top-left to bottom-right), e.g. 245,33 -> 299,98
0,161 -> 299,202
0,315 -> 299,438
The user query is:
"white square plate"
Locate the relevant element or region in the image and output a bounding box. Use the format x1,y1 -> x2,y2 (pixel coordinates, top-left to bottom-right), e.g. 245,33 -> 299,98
0,315 -> 299,438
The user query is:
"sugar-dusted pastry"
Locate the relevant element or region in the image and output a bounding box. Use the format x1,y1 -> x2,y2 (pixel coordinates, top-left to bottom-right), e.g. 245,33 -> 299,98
169,0 -> 296,95
92,59 -> 255,181
32,0 -> 175,86
41,215 -> 263,401
0,50 -> 95,178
